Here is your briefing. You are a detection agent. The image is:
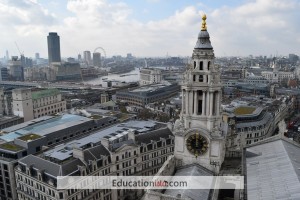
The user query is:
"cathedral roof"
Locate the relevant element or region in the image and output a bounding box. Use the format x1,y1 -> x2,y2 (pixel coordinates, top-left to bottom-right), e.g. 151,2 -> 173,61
164,164 -> 213,200
194,15 -> 213,50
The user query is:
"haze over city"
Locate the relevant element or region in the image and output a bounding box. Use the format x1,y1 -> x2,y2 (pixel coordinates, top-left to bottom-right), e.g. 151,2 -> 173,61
1,0 -> 300,58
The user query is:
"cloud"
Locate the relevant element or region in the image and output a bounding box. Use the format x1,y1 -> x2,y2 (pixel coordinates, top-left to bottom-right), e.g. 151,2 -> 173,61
59,1 -> 202,57
209,0 -> 300,56
1,0 -> 299,58
0,0 -> 57,56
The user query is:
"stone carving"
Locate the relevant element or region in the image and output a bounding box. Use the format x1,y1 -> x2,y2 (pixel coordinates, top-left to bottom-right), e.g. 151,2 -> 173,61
173,118 -> 185,135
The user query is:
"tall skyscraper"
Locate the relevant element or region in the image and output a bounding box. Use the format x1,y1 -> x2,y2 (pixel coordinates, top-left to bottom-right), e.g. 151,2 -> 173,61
35,53 -> 40,60
93,52 -> 101,67
47,32 -> 61,64
83,51 -> 91,65
6,50 -> 9,61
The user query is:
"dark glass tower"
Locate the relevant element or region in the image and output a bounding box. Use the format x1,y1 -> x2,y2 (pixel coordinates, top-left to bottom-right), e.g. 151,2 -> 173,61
47,32 -> 61,64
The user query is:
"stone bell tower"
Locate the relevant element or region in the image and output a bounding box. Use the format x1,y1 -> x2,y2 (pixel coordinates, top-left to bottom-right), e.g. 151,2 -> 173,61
173,14 -> 225,174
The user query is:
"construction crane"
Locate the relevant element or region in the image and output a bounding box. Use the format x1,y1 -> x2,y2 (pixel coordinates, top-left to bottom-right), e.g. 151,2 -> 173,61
14,41 -> 24,57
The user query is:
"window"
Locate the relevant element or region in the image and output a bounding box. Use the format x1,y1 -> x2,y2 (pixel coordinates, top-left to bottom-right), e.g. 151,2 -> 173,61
207,61 -> 210,70
193,75 -> 196,82
194,61 -> 196,69
199,75 -> 204,82
200,61 -> 203,70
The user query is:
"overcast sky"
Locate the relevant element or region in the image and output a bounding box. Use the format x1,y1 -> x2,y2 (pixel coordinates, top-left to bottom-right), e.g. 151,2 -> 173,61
0,0 -> 299,58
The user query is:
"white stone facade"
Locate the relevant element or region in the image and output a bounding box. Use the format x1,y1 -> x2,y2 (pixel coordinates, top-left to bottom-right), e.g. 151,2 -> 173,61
139,68 -> 162,85
261,71 -> 295,83
12,88 -> 66,122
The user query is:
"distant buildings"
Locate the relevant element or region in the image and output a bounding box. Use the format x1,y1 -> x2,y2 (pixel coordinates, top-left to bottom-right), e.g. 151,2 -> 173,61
9,56 -> 24,81
0,67 -> 9,81
139,68 -> 162,85
83,50 -> 92,66
93,52 -> 101,67
35,53 -> 40,60
51,62 -> 82,81
47,32 -> 61,64
12,88 -> 66,121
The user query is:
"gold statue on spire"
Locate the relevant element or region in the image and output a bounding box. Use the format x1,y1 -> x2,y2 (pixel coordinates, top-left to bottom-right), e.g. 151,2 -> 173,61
201,14 -> 207,31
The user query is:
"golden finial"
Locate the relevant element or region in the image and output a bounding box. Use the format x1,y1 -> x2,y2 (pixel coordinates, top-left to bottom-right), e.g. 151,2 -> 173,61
201,14 -> 207,31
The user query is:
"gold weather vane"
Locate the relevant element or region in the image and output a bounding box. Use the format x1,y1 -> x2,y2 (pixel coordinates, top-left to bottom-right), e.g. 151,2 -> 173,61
201,14 -> 207,31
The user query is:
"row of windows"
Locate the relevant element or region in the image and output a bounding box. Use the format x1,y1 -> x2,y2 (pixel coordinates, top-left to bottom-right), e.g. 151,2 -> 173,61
246,131 -> 265,138
193,75 -> 208,82
34,103 -> 63,112
246,137 -> 265,144
194,61 -> 211,70
237,125 -> 266,133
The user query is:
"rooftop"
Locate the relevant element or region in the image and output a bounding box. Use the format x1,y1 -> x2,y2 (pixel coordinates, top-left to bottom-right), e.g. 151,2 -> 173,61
0,142 -> 24,152
18,133 -> 42,142
246,137 -> 300,200
0,114 -> 92,142
0,115 -> 23,125
234,106 -> 256,115
164,164 -> 213,200
32,88 -> 60,100
129,83 -> 172,93
43,120 -> 158,161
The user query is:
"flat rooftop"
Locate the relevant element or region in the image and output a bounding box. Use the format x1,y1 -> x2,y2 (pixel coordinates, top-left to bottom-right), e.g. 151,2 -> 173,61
0,114 -> 93,142
234,106 -> 256,115
130,83 -> 172,93
0,115 -> 22,125
43,120 -> 158,161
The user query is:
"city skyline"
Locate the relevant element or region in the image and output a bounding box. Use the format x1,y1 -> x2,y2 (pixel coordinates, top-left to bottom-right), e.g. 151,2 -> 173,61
0,0 -> 299,58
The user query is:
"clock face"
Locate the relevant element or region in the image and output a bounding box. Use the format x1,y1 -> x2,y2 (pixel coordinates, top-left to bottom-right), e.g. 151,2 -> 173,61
186,133 -> 209,156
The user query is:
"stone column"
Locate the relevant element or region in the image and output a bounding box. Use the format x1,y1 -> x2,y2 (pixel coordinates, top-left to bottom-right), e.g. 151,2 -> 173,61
182,90 -> 185,114
216,92 -> 220,116
202,91 -> 206,116
189,91 -> 193,114
185,90 -> 189,115
194,91 -> 198,115
209,92 -> 213,116
206,91 -> 210,116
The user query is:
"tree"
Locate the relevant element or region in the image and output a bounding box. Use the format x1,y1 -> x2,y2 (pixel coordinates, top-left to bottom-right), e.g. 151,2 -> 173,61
158,113 -> 170,122
119,105 -> 128,113
138,109 -> 154,120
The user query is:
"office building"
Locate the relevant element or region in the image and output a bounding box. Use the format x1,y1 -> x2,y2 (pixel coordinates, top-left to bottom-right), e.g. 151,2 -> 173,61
5,50 -> 9,61
93,52 -> 101,67
83,51 -> 92,66
0,67 -> 9,81
47,32 -> 61,64
0,113 -> 115,200
51,62 -> 82,81
14,120 -> 174,200
35,53 -> 40,60
12,88 -> 67,121
116,83 -> 180,107
139,68 -> 162,85
9,56 -> 24,81
224,106 -> 273,150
